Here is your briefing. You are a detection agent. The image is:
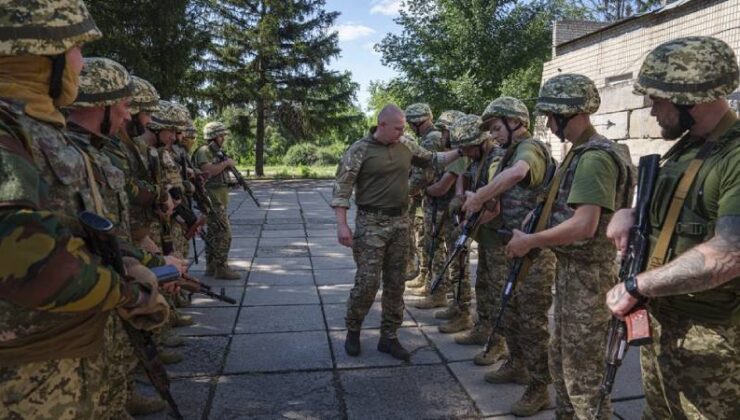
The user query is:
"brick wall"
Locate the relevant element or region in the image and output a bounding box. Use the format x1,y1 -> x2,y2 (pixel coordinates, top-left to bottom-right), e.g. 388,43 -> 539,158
536,0 -> 740,163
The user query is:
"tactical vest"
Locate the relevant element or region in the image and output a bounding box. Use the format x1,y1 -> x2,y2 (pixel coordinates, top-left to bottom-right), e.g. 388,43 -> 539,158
548,134 -> 635,261
649,125 -> 740,325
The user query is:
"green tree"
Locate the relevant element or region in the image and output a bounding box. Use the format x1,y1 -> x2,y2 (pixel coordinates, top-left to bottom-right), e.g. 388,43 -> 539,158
579,0 -> 665,21
206,0 -> 359,176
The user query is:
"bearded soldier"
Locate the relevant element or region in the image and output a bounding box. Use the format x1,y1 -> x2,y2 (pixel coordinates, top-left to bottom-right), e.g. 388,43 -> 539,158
606,37 -> 740,419
462,97 -> 556,416
506,74 -> 635,419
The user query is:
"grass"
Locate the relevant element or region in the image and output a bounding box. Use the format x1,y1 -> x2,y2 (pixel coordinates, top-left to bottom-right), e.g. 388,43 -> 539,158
236,164 -> 336,179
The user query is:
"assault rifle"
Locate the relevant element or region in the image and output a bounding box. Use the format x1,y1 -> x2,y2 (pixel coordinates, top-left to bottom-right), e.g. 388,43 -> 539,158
78,211 -> 183,420
152,267 -> 237,305
209,143 -> 260,207
429,211 -> 482,294
426,197 -> 441,276
595,154 -> 659,415
149,149 -> 175,255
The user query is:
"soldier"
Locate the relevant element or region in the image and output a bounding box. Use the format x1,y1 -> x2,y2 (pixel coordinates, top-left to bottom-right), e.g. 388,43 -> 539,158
0,2 -> 167,417
606,36 -> 740,419
193,121 -> 241,280
506,74 -> 635,419
404,103 -> 437,289
462,97 -> 557,416
333,104 -> 462,361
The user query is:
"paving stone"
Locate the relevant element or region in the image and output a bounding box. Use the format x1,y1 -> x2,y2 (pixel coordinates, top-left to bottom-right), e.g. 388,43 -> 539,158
230,217 -> 266,225
228,225 -> 262,237
313,268 -> 356,285
323,302 -> 416,331
330,327 -> 440,369
198,275 -> 247,288
252,257 -> 311,271
448,360 -> 556,417
613,397 -> 646,419
303,217 -> 336,224
260,229 -> 307,238
262,223 -> 304,231
421,326 -> 481,362
340,365 -> 478,419
235,305 -> 325,334
257,236 -> 307,247
210,372 -> 342,419
136,376 -> 211,420
311,256 -> 356,270
178,307 -> 238,336
307,244 -> 352,258
226,258 -> 252,271
248,270 -> 314,286
188,286 -> 244,307
306,228 -> 336,237
256,244 -> 309,257
404,299 -> 449,327
244,285 -> 320,306
230,238 -> 259,249
318,284 -> 380,304
227,248 -> 256,259
166,336 -> 228,378
224,331 -> 332,373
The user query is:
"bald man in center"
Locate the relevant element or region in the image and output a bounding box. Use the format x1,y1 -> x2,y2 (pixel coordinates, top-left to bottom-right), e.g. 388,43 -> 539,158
331,104 -> 463,360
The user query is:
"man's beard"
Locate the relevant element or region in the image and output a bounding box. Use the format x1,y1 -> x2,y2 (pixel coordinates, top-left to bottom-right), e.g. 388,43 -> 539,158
660,122 -> 685,140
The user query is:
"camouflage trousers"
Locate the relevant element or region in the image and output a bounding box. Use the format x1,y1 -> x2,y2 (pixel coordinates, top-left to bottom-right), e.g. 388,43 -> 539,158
640,311 -> 740,420
97,314 -> 137,419
500,248 -> 556,386
406,195 -> 424,279
423,202 -> 471,310
204,200 -> 232,269
550,254 -> 616,420
346,211 -> 410,339
474,245 -> 507,325
0,355 -> 103,419
173,221 -> 189,259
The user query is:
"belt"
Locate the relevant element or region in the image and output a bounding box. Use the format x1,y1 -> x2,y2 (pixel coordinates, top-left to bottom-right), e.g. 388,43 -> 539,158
358,205 -> 406,217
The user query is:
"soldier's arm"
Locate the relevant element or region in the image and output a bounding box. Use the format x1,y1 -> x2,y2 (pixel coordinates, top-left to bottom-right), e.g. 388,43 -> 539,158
403,137 -> 461,169
331,144 -> 364,247
426,172 -> 458,197
463,160 -> 530,213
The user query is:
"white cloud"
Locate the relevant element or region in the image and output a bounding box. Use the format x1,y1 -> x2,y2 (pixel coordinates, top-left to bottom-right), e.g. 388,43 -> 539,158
370,0 -> 402,16
332,23 -> 376,41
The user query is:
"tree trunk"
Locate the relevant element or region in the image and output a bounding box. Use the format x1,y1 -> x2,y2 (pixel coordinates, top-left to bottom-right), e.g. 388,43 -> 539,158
255,96 -> 265,176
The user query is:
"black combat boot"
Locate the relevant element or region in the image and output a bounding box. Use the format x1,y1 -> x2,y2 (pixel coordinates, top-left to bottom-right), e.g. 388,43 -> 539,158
345,330 -> 361,356
377,336 -> 410,361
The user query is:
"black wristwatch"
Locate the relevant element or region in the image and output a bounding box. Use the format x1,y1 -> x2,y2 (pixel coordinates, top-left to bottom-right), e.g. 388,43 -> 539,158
624,275 -> 644,300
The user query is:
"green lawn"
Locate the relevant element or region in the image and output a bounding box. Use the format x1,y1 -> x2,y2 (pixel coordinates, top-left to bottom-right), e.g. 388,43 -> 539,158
237,164 -> 336,179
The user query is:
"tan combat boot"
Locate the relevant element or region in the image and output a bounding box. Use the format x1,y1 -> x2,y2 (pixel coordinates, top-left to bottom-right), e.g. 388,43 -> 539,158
434,303 -> 460,320
171,311 -> 194,328
454,322 -> 491,345
484,358 -> 530,384
473,336 -> 507,365
215,265 -> 241,280
126,391 -> 167,416
405,271 -> 427,289
510,383 -> 550,417
414,291 -> 446,309
161,330 -> 184,347
158,349 -> 183,365
406,284 -> 429,297
438,312 -> 473,334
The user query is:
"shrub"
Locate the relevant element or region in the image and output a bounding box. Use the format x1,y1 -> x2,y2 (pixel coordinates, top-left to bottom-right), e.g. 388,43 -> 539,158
283,143 -> 320,166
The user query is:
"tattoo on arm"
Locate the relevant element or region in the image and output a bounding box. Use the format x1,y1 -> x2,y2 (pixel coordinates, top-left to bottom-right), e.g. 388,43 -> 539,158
641,215 -> 740,297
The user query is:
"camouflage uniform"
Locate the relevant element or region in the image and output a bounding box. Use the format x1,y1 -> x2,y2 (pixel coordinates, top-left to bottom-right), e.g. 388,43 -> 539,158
332,128 -> 442,339
0,5 -> 144,418
536,74 -> 635,419
632,37 -> 740,420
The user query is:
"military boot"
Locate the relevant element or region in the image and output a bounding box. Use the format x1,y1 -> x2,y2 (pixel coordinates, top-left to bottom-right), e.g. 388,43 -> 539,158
413,291 -> 446,309
510,382 -> 550,417
345,330 -> 361,356
126,391 -> 166,416
484,358 -> 529,384
473,336 -> 507,365
406,285 -> 429,297
158,349 -> 184,365
172,311 -> 194,328
454,323 -> 491,345
434,303 -> 460,320
405,272 -> 426,289
438,312 -> 473,333
215,265 -> 241,280
377,336 -> 410,361
161,330 -> 184,348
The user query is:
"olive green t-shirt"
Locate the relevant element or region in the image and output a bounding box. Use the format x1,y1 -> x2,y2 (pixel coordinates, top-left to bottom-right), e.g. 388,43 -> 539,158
193,144 -> 229,205
447,157 -> 468,176
567,149 -> 619,212
504,140 -> 547,188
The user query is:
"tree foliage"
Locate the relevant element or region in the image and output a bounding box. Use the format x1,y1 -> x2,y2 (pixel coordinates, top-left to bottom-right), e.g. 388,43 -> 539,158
578,0 -> 665,21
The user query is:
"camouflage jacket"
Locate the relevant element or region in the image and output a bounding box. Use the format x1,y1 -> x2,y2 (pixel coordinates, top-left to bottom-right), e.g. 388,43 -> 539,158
409,126 -> 444,194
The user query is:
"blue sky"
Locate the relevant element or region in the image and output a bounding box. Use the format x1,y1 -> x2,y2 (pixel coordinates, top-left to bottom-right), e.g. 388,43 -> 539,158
324,0 -> 404,111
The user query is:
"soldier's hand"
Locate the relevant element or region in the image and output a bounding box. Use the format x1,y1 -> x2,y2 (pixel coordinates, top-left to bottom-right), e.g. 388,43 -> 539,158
606,282 -> 639,319
461,191 -> 483,214
505,229 -> 533,258
160,281 -> 181,294
337,224 -> 353,248
607,208 -> 635,256
478,207 -> 499,225
164,255 -> 188,274
224,158 -> 237,168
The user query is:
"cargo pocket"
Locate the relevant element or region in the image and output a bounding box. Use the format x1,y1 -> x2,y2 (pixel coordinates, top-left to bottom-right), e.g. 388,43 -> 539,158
38,136 -> 86,186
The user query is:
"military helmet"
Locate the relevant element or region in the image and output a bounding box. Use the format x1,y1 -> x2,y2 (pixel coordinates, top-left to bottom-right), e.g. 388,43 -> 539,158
148,100 -> 182,131
129,76 -> 160,115
184,125 -> 197,140
70,57 -> 134,108
481,97 -> 530,129
0,0 -> 102,56
435,110 -> 465,131
170,103 -> 192,131
405,103 -> 433,124
536,74 -> 600,115
204,121 -> 230,140
450,114 -> 491,148
633,36 -> 739,105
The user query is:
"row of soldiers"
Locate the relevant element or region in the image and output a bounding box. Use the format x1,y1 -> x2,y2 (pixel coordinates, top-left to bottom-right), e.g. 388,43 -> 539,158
335,36 -> 739,419
0,1 -> 244,418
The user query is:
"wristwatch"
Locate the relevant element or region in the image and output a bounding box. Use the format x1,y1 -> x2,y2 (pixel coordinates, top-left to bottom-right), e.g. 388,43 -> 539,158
457,148 -> 464,157
624,275 -> 644,300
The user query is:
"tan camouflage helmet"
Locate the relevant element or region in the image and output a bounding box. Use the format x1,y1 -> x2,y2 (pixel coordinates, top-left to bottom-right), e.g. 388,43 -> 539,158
129,76 -> 160,115
435,110 -> 465,131
480,96 -> 530,129
405,103 -> 433,124
0,0 -> 102,56
634,36 -> 739,105
170,102 -> 192,131
203,121 -> 230,140
449,114 -> 492,148
536,74 -> 600,115
148,100 -> 182,131
184,124 -> 197,139
70,57 -> 134,108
